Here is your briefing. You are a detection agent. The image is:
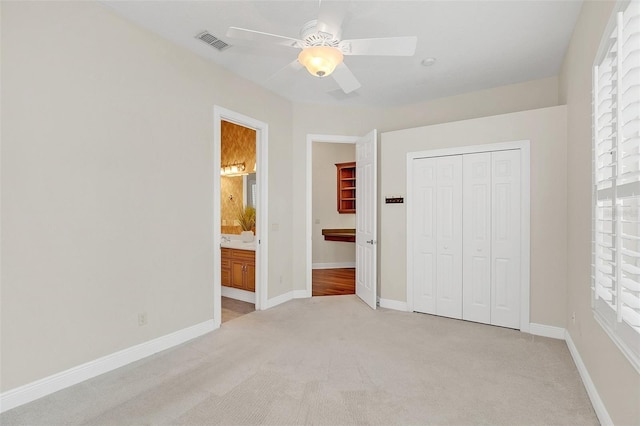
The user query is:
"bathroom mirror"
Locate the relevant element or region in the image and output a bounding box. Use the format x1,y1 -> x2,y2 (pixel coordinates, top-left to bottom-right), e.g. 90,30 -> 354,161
244,173 -> 257,209
221,173 -> 257,234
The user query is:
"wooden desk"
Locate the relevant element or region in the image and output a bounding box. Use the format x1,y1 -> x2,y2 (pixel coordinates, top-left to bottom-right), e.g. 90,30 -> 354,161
321,228 -> 356,243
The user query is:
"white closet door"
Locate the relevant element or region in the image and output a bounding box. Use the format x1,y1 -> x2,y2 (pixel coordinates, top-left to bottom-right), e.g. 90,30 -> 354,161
463,153 -> 492,324
412,158 -> 438,314
491,150 -> 521,328
436,156 -> 463,319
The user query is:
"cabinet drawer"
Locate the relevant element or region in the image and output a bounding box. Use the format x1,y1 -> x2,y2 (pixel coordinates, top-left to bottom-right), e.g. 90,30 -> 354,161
221,258 -> 230,269
231,249 -> 255,262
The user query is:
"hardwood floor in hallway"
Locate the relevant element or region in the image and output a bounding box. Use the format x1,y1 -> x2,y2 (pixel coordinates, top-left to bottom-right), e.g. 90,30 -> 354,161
312,268 -> 355,296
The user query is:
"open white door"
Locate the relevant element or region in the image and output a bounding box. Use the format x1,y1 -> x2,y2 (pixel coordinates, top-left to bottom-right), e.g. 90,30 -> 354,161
356,129 -> 377,309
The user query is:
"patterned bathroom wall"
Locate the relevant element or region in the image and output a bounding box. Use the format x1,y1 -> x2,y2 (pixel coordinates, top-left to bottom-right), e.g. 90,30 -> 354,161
220,120 -> 256,234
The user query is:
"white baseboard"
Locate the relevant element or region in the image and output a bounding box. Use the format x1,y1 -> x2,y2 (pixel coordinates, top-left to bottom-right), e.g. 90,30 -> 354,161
378,298 -> 409,311
221,286 -> 256,304
264,289 -> 310,310
265,291 -> 294,309
528,323 -> 566,340
0,320 -> 216,414
565,331 -> 613,426
312,262 -> 355,270
293,289 -> 311,299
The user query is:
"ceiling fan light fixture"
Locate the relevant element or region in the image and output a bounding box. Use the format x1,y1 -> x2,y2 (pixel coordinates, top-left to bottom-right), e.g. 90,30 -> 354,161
297,46 -> 343,78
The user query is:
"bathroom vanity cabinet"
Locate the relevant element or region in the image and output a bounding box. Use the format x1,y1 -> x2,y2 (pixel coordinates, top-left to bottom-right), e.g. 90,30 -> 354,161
221,248 -> 255,292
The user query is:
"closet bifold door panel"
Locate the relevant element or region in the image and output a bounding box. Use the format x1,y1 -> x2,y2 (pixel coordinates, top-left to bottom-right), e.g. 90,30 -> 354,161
462,153 -> 492,324
412,156 -> 463,319
435,156 -> 463,319
490,150 -> 521,329
412,158 -> 438,314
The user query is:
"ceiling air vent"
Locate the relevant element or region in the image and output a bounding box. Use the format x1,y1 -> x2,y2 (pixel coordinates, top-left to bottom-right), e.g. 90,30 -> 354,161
196,31 -> 231,51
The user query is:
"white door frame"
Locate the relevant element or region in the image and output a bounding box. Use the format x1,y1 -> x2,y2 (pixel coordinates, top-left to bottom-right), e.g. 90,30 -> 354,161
406,140 -> 531,332
305,134 -> 359,297
213,106 -> 269,327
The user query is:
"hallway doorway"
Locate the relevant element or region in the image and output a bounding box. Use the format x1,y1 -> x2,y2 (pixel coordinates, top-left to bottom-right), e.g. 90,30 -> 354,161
310,140 -> 356,297
305,131 -> 378,309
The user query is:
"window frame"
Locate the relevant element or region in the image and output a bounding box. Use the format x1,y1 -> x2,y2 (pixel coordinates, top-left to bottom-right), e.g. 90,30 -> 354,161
592,0 -> 640,374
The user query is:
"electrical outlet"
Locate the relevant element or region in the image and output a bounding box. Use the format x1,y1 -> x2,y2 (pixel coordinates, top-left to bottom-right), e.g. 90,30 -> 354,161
571,312 -> 576,324
314,219 -> 320,224
138,312 -> 148,326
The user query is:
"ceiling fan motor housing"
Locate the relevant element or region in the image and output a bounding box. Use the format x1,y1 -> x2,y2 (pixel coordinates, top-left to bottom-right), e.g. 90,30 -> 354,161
300,20 -> 339,47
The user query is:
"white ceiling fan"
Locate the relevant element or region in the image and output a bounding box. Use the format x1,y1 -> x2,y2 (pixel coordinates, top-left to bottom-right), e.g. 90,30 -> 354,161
226,2 -> 417,94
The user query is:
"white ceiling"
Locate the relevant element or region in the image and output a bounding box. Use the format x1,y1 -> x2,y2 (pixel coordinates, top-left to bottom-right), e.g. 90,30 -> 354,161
101,0 -> 583,108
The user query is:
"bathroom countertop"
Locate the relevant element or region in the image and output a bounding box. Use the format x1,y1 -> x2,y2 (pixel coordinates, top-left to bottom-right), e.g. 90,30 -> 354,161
220,240 -> 256,251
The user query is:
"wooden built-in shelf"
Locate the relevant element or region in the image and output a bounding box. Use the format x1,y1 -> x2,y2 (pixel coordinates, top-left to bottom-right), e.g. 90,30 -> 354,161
336,162 -> 356,214
322,228 -> 356,243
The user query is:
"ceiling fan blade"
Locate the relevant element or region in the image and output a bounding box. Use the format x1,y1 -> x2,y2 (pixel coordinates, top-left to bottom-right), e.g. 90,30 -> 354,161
339,36 -> 418,56
316,0 -> 349,39
266,59 -> 304,83
226,27 -> 304,49
331,62 -> 361,94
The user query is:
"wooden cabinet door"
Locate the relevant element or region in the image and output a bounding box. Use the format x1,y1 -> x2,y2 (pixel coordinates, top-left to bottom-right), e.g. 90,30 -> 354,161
245,263 -> 256,292
230,260 -> 245,289
221,248 -> 231,287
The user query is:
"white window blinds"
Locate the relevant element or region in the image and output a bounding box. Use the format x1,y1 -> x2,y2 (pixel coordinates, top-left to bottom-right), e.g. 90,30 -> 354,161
593,0 -> 640,372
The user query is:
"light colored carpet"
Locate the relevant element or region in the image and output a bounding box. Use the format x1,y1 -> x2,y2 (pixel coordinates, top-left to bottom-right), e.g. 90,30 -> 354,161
1,295 -> 597,425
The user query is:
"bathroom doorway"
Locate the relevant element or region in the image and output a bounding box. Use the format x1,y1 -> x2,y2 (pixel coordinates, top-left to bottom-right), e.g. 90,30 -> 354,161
213,107 -> 268,328
220,120 -> 256,323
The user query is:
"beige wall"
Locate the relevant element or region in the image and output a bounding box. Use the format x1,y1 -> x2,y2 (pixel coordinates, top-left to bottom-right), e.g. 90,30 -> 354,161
559,1 -> 640,424
1,1 -> 293,391
292,76 -> 560,294
380,106 -> 568,328
312,143 -> 356,265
